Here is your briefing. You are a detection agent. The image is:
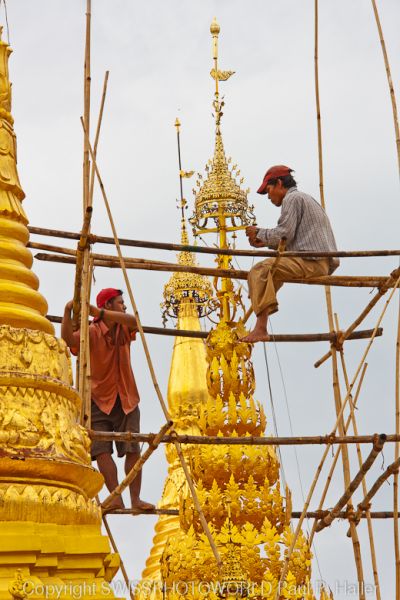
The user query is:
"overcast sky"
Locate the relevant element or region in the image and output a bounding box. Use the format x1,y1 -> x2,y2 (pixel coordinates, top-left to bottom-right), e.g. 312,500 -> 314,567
4,1 -> 400,598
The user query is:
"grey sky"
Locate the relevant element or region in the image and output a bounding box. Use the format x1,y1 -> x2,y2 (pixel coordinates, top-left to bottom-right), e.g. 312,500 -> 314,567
5,0 -> 400,597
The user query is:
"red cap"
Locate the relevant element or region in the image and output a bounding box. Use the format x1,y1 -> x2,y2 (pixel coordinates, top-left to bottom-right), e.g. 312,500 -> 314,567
257,165 -> 293,194
96,288 -> 123,308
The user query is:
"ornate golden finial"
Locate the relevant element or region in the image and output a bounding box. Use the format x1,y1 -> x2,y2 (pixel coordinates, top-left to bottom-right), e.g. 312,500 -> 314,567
162,120 -> 216,323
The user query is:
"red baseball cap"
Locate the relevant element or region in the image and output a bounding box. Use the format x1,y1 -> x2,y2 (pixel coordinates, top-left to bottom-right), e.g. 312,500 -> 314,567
96,288 -> 123,308
257,165 -> 293,194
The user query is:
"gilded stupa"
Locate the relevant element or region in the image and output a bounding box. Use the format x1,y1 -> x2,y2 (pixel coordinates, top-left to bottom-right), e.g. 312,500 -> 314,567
157,20 -> 332,600
0,28 -> 121,600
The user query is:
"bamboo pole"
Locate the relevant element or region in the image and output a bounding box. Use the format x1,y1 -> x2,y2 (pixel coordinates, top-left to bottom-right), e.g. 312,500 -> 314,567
355,456 -> 400,518
395,305 -> 400,596
82,121 -> 222,568
35,251 -> 400,290
89,430 -> 400,447
47,315 -> 383,344
28,225 -> 400,259
315,434 -> 386,532
312,1 -> 365,593
309,363 -> 368,544
107,508 -> 399,519
314,266 -> 400,368
370,3 -> 400,594
102,421 -> 173,510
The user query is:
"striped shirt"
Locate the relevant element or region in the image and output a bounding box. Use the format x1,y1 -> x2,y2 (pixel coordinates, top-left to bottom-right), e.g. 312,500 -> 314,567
256,187 -> 339,274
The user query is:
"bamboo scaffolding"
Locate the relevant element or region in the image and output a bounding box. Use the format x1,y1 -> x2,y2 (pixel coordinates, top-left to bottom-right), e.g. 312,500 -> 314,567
315,266 -> 400,367
89,430 -> 400,446
102,421 -> 173,510
315,434 -> 386,532
309,363 -> 369,544
28,225 -> 400,258
82,121 -> 222,568
275,272 -> 400,597
48,314 -> 383,343
370,2 -> 400,594
335,319 -> 381,599
35,250 -> 399,290
311,0 -> 365,593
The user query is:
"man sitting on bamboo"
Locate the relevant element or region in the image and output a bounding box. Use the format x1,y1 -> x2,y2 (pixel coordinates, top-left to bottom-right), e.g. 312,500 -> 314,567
242,165 -> 339,343
62,288 -> 154,511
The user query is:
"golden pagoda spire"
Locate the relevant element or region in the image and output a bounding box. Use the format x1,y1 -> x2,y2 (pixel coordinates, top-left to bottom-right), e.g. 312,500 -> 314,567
138,120 -> 215,595
0,28 -> 120,600
0,28 -> 53,334
160,21 -> 333,600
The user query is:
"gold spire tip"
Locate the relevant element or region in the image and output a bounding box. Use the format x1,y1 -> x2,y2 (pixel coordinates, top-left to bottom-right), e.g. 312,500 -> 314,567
175,117 -> 181,130
210,17 -> 220,35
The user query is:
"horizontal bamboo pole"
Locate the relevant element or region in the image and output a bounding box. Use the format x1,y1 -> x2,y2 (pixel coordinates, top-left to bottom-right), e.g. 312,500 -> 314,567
101,421 -> 173,510
35,251 -> 396,289
46,314 -> 383,344
89,430 -> 400,446
315,433 -> 387,532
28,225 -> 400,259
107,507 -> 398,519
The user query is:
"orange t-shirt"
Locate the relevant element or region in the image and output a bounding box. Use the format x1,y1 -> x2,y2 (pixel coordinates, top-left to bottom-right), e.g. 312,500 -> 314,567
72,321 -> 140,415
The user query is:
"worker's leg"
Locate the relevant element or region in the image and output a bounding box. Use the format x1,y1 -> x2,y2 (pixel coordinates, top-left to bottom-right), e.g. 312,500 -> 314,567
116,404 -> 155,511
243,258 -> 329,343
95,452 -> 124,509
91,400 -> 125,509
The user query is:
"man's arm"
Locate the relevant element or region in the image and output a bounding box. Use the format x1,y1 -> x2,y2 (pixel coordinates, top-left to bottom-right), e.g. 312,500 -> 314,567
89,305 -> 138,332
61,300 -> 78,348
256,196 -> 301,248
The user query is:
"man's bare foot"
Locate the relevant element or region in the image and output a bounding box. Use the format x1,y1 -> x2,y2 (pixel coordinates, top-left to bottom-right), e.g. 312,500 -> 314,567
241,329 -> 270,343
106,497 -> 125,510
131,499 -> 155,511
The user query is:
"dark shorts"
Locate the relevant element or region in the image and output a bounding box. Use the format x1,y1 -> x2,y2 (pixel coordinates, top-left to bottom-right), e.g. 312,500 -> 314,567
91,396 -> 140,460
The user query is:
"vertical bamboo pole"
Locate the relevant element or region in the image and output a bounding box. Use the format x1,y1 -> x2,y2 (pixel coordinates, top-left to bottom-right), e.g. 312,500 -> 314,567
314,1 -> 365,594
370,3 -> 400,594
77,0 -> 92,421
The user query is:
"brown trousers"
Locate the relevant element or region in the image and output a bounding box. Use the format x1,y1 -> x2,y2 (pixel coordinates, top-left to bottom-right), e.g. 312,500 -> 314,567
248,257 -> 330,316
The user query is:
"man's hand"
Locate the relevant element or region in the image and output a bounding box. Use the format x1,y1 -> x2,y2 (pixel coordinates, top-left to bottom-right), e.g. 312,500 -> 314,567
65,300 -> 74,314
246,226 -> 265,248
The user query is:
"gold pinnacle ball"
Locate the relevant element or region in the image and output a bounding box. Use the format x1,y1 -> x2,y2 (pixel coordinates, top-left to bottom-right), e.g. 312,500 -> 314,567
210,17 -> 220,35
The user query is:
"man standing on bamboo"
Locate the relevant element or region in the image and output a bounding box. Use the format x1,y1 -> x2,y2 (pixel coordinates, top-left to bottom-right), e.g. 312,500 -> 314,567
62,288 -> 154,510
242,165 -> 339,343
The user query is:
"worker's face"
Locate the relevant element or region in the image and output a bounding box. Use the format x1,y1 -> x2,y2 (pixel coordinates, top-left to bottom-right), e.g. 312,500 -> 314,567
265,179 -> 286,207
107,295 -> 126,313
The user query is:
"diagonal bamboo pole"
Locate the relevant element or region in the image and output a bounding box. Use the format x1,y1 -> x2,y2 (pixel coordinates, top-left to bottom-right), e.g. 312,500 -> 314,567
356,456 -> 400,517
315,434 -> 386,532
102,421 -> 173,510
274,258 -> 400,599
313,0 -> 365,593
314,267 -> 400,368
81,119 -> 222,568
97,495 -> 135,600
370,3 -> 400,594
